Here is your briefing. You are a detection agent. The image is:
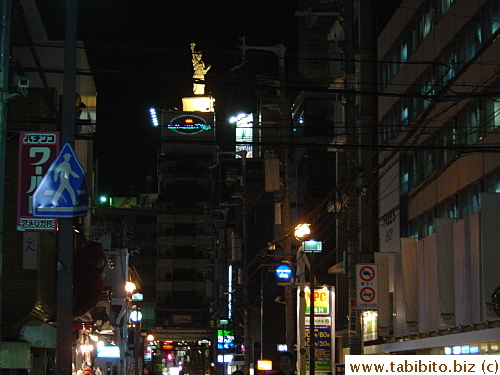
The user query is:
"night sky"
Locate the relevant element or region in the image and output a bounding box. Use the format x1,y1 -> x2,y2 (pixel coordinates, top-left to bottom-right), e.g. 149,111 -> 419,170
33,0 -> 399,197
34,0 -> 298,197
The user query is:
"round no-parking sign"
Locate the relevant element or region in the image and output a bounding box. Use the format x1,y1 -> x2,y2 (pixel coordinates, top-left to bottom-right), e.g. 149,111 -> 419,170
359,287 -> 376,303
358,265 -> 376,282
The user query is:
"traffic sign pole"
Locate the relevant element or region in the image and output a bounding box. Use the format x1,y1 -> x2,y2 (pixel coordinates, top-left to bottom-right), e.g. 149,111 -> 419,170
309,251 -> 315,375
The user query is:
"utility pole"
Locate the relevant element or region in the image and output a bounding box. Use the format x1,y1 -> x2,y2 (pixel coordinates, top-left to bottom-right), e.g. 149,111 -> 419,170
239,151 -> 251,375
0,0 -> 13,348
56,0 -> 77,374
274,44 -> 295,357
344,0 -> 363,355
233,37 -> 295,354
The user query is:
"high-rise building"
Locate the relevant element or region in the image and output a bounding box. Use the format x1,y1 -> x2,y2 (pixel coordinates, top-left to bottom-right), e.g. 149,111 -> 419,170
371,0 -> 500,355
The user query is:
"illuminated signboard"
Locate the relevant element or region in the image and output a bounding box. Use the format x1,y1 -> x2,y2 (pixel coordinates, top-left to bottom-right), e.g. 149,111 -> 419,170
17,132 -> 60,231
232,113 -> 253,157
302,240 -> 323,253
144,345 -> 152,361
305,287 -> 330,315
97,346 -> 120,358
303,286 -> 335,374
163,342 -> 174,350
362,310 -> 378,342
217,329 -> 235,349
167,115 -> 212,134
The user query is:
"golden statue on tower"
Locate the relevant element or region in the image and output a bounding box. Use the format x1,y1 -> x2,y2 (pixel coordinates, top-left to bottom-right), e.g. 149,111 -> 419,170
190,43 -> 211,95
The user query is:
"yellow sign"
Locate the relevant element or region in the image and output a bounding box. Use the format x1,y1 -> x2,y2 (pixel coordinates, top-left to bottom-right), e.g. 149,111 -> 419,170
257,360 -> 273,370
305,287 -> 330,315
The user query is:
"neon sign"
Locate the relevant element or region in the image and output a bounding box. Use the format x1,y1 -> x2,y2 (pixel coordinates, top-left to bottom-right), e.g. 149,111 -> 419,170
167,115 -> 212,134
217,329 -> 235,349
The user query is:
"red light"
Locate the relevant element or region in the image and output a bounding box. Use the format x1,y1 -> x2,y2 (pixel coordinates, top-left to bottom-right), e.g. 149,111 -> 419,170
163,341 -> 174,350
185,118 -> 194,124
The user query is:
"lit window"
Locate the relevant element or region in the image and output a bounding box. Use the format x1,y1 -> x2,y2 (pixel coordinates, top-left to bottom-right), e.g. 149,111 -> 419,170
400,43 -> 408,61
401,107 -> 409,127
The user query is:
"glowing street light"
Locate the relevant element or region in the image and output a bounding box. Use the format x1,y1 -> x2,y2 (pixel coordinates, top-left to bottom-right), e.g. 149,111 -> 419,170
295,223 -> 316,375
294,223 -> 311,240
125,281 -> 136,294
129,308 -> 142,323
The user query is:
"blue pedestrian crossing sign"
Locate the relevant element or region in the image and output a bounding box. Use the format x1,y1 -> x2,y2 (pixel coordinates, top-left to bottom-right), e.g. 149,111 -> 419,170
32,143 -> 89,218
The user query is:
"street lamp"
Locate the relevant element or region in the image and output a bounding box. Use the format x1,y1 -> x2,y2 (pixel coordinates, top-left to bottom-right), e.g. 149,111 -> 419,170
126,278 -> 142,375
294,224 -> 310,241
294,224 -> 317,375
130,305 -> 142,375
125,281 -> 137,294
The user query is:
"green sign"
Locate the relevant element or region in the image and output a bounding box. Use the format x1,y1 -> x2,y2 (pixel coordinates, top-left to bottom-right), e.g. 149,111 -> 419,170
217,329 -> 235,350
302,240 -> 322,253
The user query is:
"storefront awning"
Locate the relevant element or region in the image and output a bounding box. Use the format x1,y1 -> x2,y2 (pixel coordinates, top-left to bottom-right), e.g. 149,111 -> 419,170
19,319 -> 56,348
0,341 -> 31,368
328,261 -> 343,274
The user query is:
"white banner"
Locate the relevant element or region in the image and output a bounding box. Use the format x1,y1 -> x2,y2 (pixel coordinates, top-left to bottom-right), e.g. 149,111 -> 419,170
23,232 -> 39,269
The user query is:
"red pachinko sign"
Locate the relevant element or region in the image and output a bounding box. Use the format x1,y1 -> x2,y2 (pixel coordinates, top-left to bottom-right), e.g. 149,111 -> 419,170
16,132 -> 60,231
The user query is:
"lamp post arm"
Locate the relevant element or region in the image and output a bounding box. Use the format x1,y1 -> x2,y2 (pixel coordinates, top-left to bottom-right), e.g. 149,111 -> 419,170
296,246 -> 318,284
232,36 -> 286,73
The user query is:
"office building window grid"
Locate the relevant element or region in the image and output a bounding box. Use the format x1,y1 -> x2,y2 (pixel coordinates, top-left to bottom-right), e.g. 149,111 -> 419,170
380,0 -> 500,144
402,167 -> 500,238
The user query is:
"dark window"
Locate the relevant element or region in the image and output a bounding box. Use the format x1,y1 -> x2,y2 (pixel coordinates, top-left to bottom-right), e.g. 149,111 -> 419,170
174,224 -> 196,236
136,215 -> 157,224
173,291 -> 196,308
195,270 -> 206,281
174,268 -> 195,281
159,246 -> 173,258
139,247 -> 157,257
173,246 -> 195,258
176,161 -> 198,173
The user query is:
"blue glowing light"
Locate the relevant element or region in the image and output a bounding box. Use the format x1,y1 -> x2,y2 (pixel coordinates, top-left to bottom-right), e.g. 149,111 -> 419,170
275,262 -> 293,281
150,107 -> 159,127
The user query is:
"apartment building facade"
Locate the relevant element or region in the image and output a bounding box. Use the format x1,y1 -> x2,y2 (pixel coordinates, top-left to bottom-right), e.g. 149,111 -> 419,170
372,0 -> 500,355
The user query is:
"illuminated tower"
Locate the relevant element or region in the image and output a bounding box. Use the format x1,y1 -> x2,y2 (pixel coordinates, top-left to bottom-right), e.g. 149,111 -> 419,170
150,44 -> 216,370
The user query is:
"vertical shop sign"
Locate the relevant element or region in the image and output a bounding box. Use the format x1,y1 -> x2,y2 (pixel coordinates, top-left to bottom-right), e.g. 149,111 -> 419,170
17,132 -> 60,231
304,286 -> 335,375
